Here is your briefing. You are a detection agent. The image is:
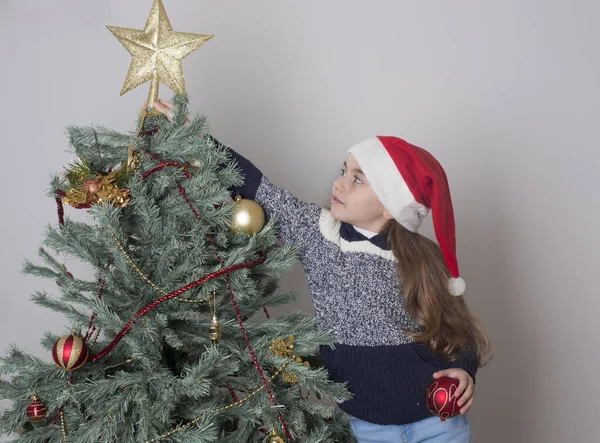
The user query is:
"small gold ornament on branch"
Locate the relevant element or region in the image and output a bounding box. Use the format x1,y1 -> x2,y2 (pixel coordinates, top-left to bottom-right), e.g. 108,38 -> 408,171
208,292 -> 222,344
208,316 -> 222,344
266,429 -> 285,443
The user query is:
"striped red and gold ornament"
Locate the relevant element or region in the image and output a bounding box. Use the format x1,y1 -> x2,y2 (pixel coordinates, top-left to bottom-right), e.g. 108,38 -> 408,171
52,333 -> 89,371
26,395 -> 47,422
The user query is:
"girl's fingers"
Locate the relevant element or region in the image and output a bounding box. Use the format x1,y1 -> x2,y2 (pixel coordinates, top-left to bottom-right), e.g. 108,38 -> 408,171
433,369 -> 450,379
457,381 -> 474,407
454,378 -> 468,400
152,100 -> 173,121
460,395 -> 475,414
141,99 -> 187,124
158,99 -> 175,109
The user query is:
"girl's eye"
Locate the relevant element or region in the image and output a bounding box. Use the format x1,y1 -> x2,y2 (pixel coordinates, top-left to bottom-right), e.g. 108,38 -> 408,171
354,176 -> 363,184
340,169 -> 346,176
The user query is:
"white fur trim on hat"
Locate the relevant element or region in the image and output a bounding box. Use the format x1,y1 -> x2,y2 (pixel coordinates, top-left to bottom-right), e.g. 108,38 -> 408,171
348,138 -> 426,232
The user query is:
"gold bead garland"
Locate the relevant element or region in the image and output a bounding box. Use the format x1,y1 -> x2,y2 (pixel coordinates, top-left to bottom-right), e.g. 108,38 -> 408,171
110,223 -> 295,441
60,410 -> 67,442
110,232 -> 207,304
145,359 -> 293,443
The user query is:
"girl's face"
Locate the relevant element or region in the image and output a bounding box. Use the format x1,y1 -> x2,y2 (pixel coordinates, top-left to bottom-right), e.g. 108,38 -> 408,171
330,154 -> 392,232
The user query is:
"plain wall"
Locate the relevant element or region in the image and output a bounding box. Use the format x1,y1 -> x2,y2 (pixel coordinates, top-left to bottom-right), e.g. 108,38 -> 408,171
1,1 -> 598,442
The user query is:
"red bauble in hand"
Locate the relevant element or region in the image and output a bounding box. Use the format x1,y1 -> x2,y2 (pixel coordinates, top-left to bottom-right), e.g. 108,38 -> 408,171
426,376 -> 461,422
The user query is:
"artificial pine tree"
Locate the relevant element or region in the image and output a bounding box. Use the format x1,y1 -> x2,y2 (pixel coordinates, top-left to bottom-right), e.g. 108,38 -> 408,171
0,2 -> 353,442
0,92 -> 352,442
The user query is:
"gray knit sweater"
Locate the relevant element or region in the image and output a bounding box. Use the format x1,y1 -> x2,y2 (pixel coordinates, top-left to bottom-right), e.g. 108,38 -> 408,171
227,146 -> 479,425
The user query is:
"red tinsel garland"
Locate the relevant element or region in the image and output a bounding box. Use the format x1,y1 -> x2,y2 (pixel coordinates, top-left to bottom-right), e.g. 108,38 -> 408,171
84,279 -> 105,342
54,189 -> 92,209
55,197 -> 65,226
89,252 -> 265,363
155,157 -> 290,439
53,132 -> 290,438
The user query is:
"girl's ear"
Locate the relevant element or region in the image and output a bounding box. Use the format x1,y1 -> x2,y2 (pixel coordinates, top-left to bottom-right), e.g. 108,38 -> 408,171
383,208 -> 395,220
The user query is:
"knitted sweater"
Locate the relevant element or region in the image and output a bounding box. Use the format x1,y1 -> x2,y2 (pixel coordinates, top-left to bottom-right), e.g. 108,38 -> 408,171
226,147 -> 479,425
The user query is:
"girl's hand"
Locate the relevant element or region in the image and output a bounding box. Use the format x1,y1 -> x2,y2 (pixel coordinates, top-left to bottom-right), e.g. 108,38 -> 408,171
141,99 -> 191,126
432,368 -> 475,415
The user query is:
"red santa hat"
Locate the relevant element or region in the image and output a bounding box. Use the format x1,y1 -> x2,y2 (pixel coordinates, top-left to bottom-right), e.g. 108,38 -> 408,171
348,136 -> 466,296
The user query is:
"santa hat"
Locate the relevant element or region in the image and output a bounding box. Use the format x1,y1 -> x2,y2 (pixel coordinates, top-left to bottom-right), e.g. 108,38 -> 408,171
348,136 -> 466,296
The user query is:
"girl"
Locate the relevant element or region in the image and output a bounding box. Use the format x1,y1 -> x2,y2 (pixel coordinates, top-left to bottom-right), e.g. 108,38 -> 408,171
152,99 -> 490,443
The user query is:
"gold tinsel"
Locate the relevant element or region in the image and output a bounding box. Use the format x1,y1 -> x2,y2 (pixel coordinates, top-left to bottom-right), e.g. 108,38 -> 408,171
62,174 -> 128,207
61,146 -> 142,208
269,336 -> 310,383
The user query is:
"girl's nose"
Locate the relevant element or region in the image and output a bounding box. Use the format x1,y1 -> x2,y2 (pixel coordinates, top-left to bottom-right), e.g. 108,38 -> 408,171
334,176 -> 345,192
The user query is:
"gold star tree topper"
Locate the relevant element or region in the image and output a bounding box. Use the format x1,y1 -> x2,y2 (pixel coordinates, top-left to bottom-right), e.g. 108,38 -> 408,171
107,0 -> 213,110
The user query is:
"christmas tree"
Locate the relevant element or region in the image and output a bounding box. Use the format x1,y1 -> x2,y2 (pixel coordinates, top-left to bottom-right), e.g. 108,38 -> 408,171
0,2 -> 352,442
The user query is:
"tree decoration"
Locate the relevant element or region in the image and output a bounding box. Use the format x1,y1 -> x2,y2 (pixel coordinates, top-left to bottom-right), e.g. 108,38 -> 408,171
52,333 -> 89,371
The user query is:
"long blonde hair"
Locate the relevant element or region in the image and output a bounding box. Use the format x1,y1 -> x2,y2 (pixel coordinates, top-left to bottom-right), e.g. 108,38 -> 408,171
383,219 -> 491,365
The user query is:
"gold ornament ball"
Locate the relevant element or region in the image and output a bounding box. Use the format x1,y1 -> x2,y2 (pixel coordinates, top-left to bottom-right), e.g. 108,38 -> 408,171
267,429 -> 285,443
230,195 -> 265,235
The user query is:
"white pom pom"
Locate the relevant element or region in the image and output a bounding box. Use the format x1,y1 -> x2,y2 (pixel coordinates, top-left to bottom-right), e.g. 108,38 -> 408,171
448,277 -> 466,296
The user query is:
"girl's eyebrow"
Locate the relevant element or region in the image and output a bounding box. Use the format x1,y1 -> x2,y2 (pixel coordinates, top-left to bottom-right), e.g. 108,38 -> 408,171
343,161 -> 364,174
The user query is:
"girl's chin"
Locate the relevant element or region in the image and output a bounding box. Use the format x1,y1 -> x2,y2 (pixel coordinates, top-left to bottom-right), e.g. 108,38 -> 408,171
330,207 -> 349,223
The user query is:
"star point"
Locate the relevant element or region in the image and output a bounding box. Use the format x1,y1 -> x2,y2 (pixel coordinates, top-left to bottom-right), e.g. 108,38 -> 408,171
107,0 -> 212,107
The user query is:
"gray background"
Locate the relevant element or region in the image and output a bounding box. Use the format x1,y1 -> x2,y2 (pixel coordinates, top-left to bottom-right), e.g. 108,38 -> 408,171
1,1 -> 598,442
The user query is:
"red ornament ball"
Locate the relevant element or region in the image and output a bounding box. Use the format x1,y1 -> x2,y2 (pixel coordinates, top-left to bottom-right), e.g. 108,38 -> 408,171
52,333 -> 89,371
426,376 -> 461,422
26,395 -> 47,422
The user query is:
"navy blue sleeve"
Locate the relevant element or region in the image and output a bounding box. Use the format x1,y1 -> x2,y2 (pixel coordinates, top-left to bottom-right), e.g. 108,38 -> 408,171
210,136 -> 322,253
448,351 -> 480,382
209,135 -> 264,200
411,342 -> 479,382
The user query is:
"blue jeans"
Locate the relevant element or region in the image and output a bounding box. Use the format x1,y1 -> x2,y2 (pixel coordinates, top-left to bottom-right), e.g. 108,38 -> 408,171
349,414 -> 472,443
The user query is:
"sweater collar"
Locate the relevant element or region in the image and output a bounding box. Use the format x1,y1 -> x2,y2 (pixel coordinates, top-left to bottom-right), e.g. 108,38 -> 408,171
340,222 -> 391,251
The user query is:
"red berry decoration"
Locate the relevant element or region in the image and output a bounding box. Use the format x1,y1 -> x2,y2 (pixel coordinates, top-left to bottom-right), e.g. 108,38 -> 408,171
426,376 -> 461,422
26,395 -> 47,422
52,333 -> 89,371
56,271 -> 74,287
